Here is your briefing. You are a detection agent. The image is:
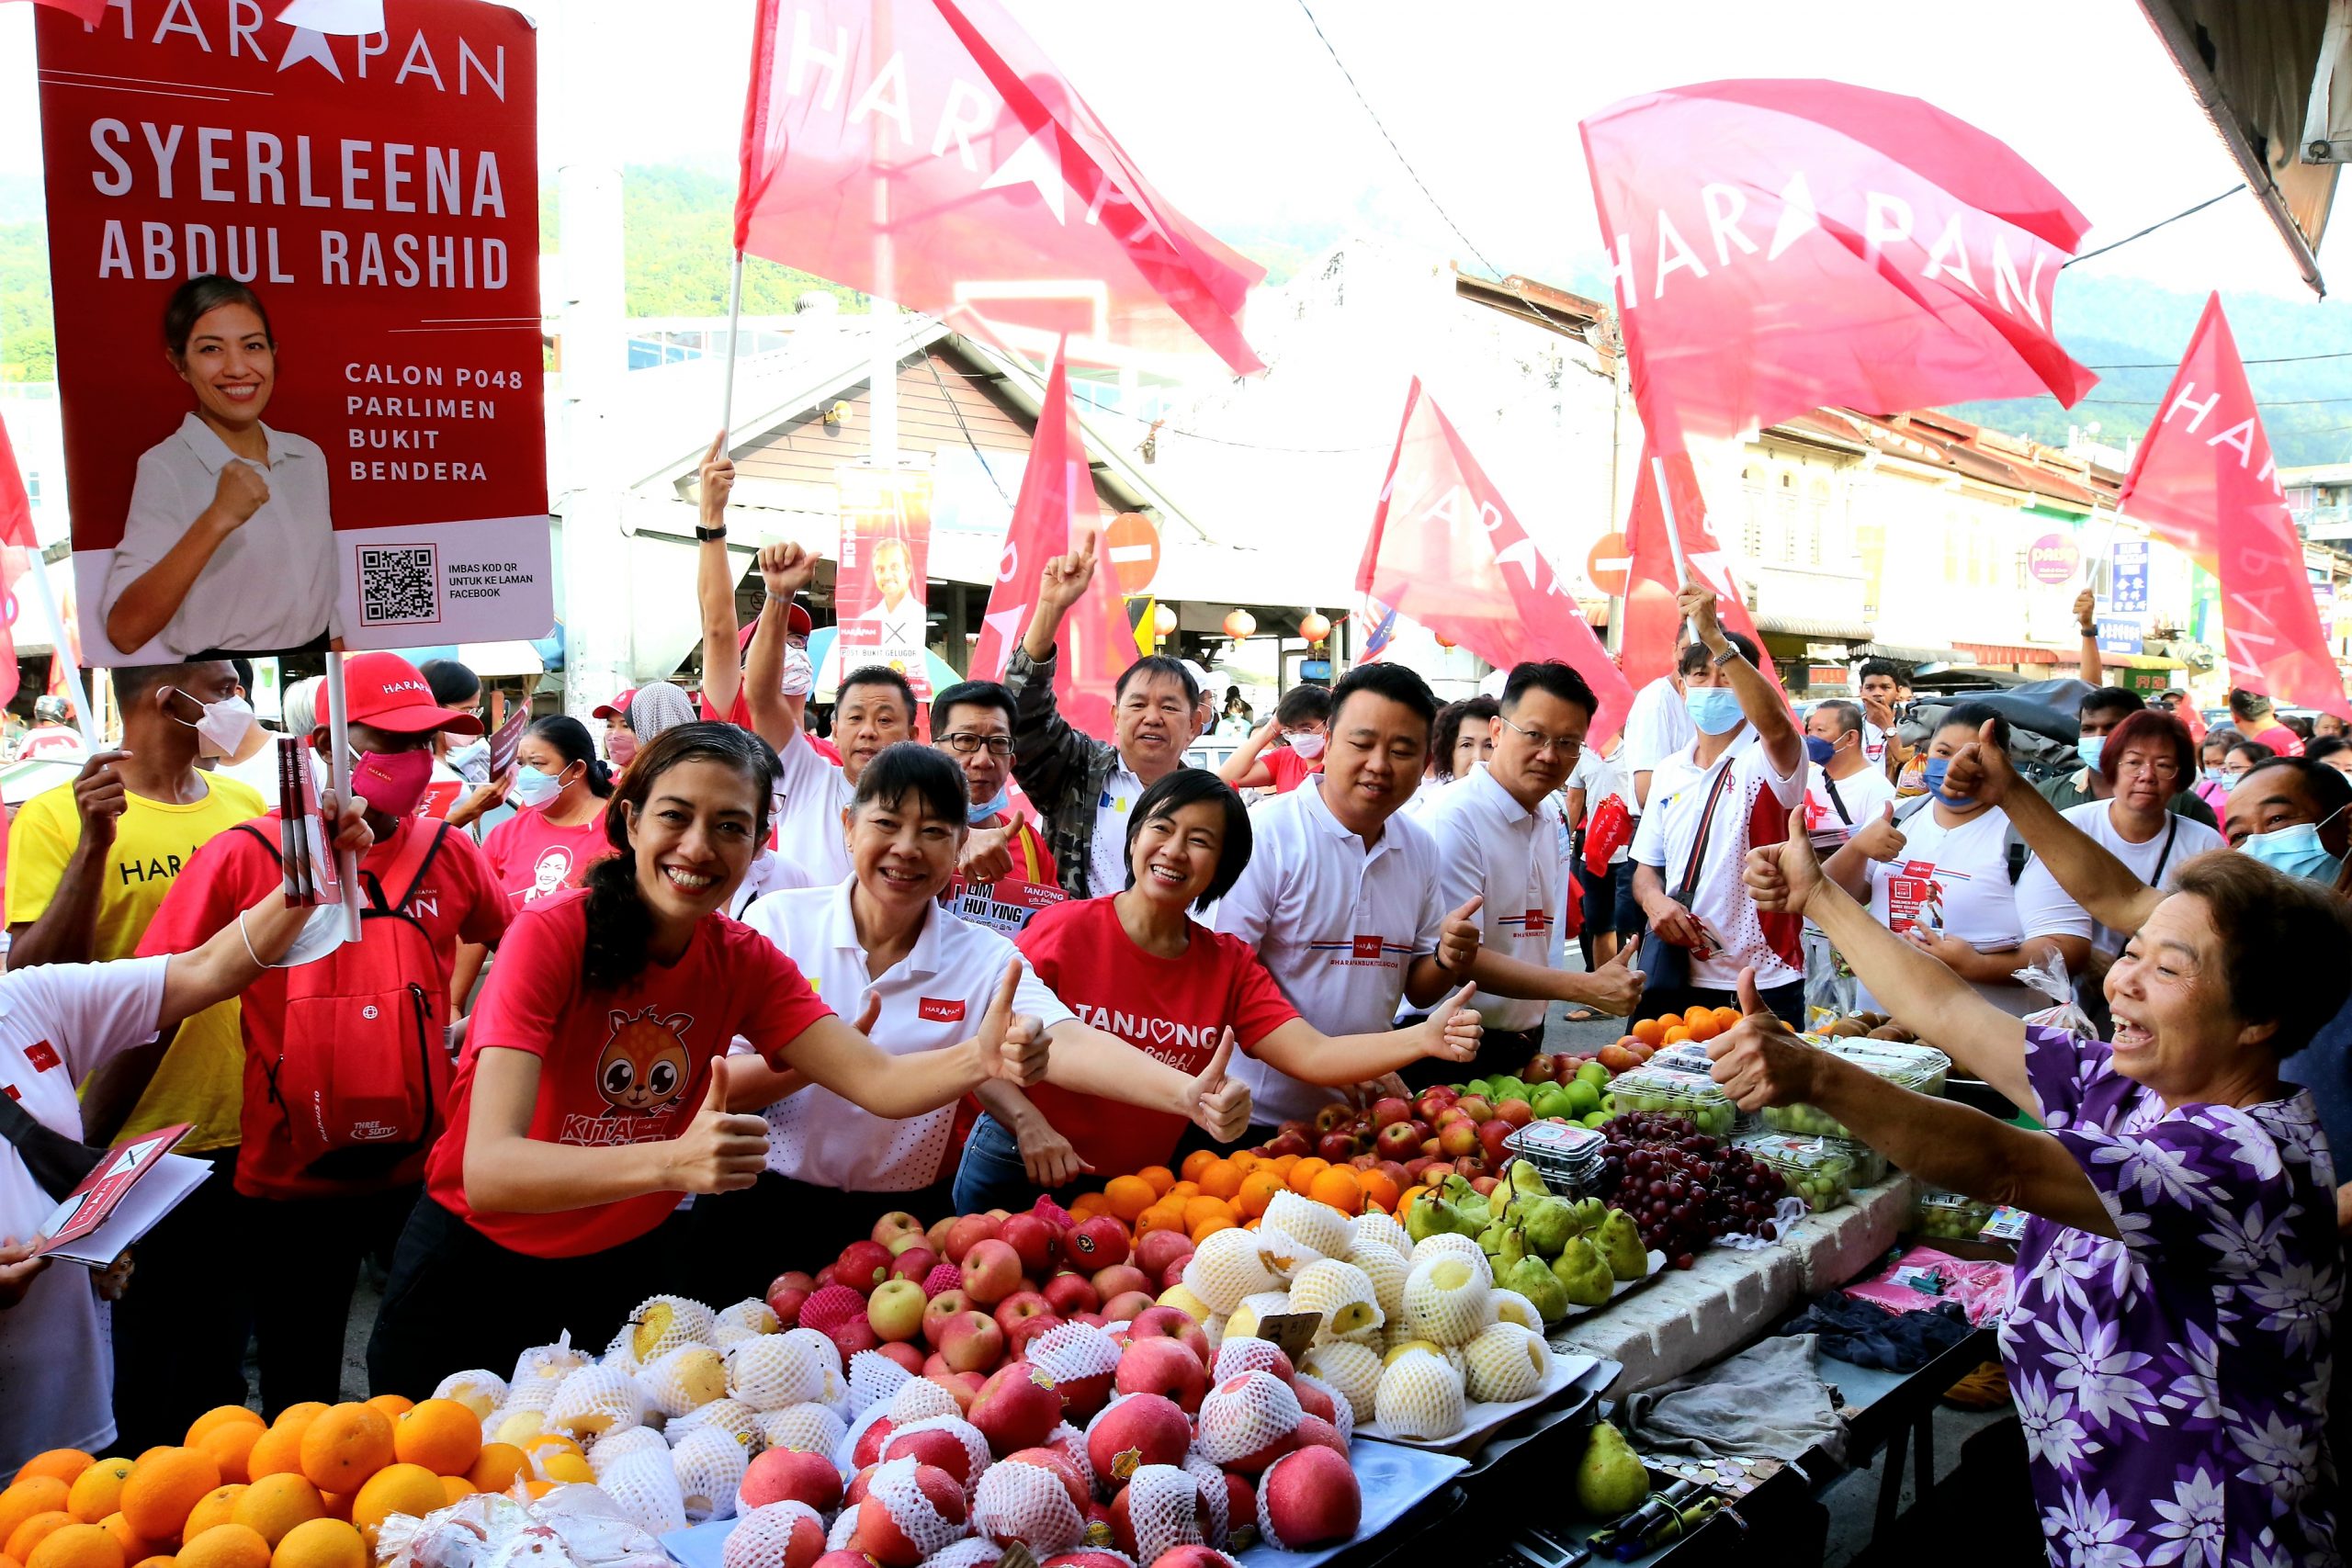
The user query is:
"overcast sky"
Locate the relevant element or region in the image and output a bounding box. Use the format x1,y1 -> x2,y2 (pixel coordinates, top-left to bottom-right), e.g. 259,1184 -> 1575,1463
1,0 -> 2342,303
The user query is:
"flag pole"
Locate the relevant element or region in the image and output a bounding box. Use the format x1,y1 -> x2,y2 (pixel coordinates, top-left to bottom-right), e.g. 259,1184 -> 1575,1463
23,559 -> 97,754
718,250 -> 745,437
1651,454 -> 1695,640
322,650 -> 363,941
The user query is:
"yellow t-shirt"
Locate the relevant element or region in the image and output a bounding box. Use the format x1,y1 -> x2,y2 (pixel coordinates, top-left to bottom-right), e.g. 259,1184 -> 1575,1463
5,773 -> 267,1151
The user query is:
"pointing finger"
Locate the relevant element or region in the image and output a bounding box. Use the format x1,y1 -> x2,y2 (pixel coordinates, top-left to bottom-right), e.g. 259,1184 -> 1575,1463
1448,895 -> 1484,924
854,991 -> 882,1036
1196,1027 -> 1236,1089
705,429 -> 726,465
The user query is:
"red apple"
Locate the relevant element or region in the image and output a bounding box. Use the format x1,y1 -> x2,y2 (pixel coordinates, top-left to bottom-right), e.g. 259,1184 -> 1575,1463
994,1291 -> 1052,1337
926,1215 -> 960,1254
1065,1216 -> 1130,1270
1404,1156 -> 1434,1183
1455,1094 -> 1493,1123
1374,1122 -> 1421,1161
1420,1160 -> 1457,1185
1434,1107 -> 1469,1131
937,1310 -> 1006,1374
1597,1043 -> 1637,1073
1085,1393 -> 1192,1483
814,1265 -> 837,1289
923,1352 -> 952,1379
743,1446 -> 845,1513
1519,1055 -> 1556,1085
1133,1230 -> 1193,1281
1439,1121 -> 1481,1160
969,1364 -> 1065,1456
961,1239 -> 1023,1306
1479,1121 -> 1514,1161
999,1213 -> 1058,1279
888,1247 -> 941,1286
837,1239 -> 895,1295
944,1213 -> 1002,1264
923,1289 -> 972,1347
1124,1306 -> 1211,1366
1001,1449 -> 1090,1515
884,1422 -> 986,1488
1262,1130 -> 1310,1160
852,1424 -> 896,1472
1470,1175 -> 1500,1196
1151,1548 -> 1235,1568
1091,1264 -> 1148,1302
1114,1337 -> 1209,1413
1043,1272 -> 1101,1319
1006,1312 -> 1065,1359
1315,1131 -> 1358,1163
1290,1414 -> 1347,1459
1371,1096 -> 1415,1131
1257,1447 -> 1359,1549
1413,1087 -> 1456,1120
1493,1099 -> 1535,1129
1313,1103 -> 1352,1135
1100,1290 -> 1154,1324
876,1340 -> 925,1373
1376,1159 -> 1412,1192
813,1551 -> 875,1568
849,1463 -> 967,1566
765,1269 -> 817,1327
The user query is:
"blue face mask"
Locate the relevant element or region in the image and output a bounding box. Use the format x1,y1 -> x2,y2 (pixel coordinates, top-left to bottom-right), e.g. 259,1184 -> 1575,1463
1683,685 -> 1745,736
1804,735 -> 1836,766
967,787 -> 1011,826
510,765 -> 564,809
2239,807 -> 2347,884
1923,757 -> 1975,808
2076,736 -> 2105,770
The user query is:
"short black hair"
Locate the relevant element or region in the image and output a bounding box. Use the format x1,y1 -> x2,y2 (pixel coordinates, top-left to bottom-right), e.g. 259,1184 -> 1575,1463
1431,696 -> 1499,777
2304,735 -> 2350,764
1937,700 -> 2011,750
931,679 -> 1016,735
420,659 -> 481,708
113,659 -> 230,710
524,714 -> 616,798
1115,655 -> 1199,707
839,664 -> 918,716
2079,686 -> 2144,724
1275,685 -> 1332,728
163,275 -> 274,361
1679,631 -> 1760,676
1501,660 -> 1598,721
1125,766 -> 1251,909
230,657 -> 254,694
1329,660 -> 1437,739
1812,698 -> 1864,738
2229,688 -> 2274,720
2284,715 -> 2316,741
2229,739 -> 2278,767
2244,754 -> 2352,823
1857,658 -> 1906,685
851,741 -> 967,827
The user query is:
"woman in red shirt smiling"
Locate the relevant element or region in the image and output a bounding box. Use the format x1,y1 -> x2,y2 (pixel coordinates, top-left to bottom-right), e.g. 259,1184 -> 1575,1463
365,723 -> 1052,1397
479,716 -> 614,907
954,768 -> 1483,1213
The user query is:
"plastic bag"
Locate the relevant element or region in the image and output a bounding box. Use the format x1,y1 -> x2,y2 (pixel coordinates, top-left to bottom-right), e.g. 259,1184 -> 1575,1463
2011,947 -> 2094,1037
1802,931 -> 1855,1032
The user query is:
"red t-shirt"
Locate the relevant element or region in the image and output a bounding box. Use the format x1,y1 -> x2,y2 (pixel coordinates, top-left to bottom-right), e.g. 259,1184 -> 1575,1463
1261,748 -> 1324,794
481,806 -> 611,908
137,813 -> 511,1200
426,889 -> 833,1258
1014,897 -> 1297,1171
2248,723 -> 2305,759
700,687 -> 842,764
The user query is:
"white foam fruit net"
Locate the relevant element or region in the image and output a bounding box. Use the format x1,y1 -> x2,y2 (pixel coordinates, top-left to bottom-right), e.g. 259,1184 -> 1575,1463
1118,1464 -> 1204,1564
598,1446 -> 689,1536
885,1377 -> 960,1427
1249,1227 -> 1323,1282
1487,1291 -> 1541,1333
970,1458 -> 1083,1552
1223,1292 -> 1291,1345
605,1323 -> 643,1375
589,1424 -> 670,1477
1026,1322 -> 1120,1390
866,1457 -> 970,1560
1180,1456 -> 1231,1550
827,1506 -> 862,1553
730,1335 -> 834,1412
1193,1372 -> 1302,1467
1200,1314 -> 1229,1356
1374,1349 -> 1465,1440
716,1300 -> 783,1348
507,1337 -> 585,1412
1408,1233 -> 1491,1279
670,1397 -> 762,1454
431,1369 -> 508,1416
547,1362 -> 650,1437
1212,1337 -> 1289,1384
628,1296 -> 719,1362
887,1416 -> 991,1493
673,1424 -> 751,1522
722,1502 -> 826,1568
1402,1255 -> 1491,1346
755,1403 -> 847,1457
1345,1246 -> 1408,1329
1300,1341 -> 1381,1427
1045,1424 -> 1094,1497
849,1349 -> 915,1416
1181,1230 -> 1278,1314
1286,1260 -> 1381,1339
1464,1322 -> 1549,1404
643,1345 -> 731,1418
1351,1211 -> 1410,1259
1261,1191 -> 1350,1260
919,1539 -> 1004,1568
1292,1373 -> 1353,1443
1255,1451 -> 1328,1553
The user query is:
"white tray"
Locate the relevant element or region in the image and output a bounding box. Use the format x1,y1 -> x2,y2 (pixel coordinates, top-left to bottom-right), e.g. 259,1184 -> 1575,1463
1234,1437 -> 1468,1568
1556,1247 -> 1668,1322
662,1517 -> 730,1568
1353,1348 -> 1596,1453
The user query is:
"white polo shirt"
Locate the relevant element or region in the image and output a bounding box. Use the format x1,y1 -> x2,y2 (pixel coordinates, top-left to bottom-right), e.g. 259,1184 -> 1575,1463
1429,764 -> 1564,1033
1630,728 -> 1807,990
763,729 -> 855,892
2014,800 -> 2223,956
1211,778 -> 1446,1127
1088,765 -> 1148,901
0,955 -> 170,1473
1802,761 -> 1898,846
1619,677 -> 1695,809
737,879 -> 1072,1191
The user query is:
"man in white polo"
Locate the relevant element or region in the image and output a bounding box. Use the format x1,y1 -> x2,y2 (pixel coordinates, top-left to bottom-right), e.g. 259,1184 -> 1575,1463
1213,662 -> 1480,1133
1427,661 -> 1644,1082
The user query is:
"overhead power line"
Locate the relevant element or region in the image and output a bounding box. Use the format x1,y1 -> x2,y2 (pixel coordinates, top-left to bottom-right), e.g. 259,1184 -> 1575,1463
2062,186 -> 2245,270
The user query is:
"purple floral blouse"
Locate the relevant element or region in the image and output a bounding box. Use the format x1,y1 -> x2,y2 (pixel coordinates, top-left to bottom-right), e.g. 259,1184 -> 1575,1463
2001,1026 -> 2341,1567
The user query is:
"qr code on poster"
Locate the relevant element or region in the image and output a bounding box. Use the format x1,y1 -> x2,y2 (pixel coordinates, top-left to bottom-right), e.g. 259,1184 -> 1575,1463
357,545 -> 440,627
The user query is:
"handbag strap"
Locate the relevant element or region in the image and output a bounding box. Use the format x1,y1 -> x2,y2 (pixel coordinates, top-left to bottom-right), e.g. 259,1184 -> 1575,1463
0,1085 -> 105,1201
2149,814 -> 2181,886
1669,759 -> 1740,907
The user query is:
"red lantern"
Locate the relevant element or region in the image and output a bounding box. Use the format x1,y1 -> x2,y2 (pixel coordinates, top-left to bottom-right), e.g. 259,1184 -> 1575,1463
1152,604 -> 1179,638
1299,611 -> 1332,645
1432,632 -> 1456,649
1223,609 -> 1257,639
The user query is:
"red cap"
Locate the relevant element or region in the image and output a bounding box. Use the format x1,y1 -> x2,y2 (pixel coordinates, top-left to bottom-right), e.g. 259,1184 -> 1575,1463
593,689 -> 637,720
320,652 -> 483,735
737,600 -> 815,649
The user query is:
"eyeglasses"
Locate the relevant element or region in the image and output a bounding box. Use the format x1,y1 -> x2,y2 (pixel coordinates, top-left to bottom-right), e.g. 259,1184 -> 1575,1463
1495,713 -> 1583,760
940,733 -> 1013,756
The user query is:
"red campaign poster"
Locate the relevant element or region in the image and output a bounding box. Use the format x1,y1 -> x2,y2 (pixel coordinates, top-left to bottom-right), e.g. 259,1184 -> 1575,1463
942,874 -> 1066,936
37,1122 -> 190,1255
35,1 -> 550,665
832,465 -> 933,698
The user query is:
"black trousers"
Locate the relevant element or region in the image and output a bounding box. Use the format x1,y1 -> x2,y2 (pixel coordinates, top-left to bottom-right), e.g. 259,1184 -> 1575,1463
1640,979 -> 1806,1031
367,1195 -> 686,1400
111,1148 -> 253,1450
684,1172 -> 955,1307
236,1182 -> 419,1416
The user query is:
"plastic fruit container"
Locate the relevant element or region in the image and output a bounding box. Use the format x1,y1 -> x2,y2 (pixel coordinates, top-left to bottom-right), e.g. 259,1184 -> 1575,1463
1915,1187 -> 1996,1240
1732,1134 -> 1852,1213
1760,1043 -> 1954,1139
1835,1138 -> 1889,1188
1602,1065 -> 1739,1139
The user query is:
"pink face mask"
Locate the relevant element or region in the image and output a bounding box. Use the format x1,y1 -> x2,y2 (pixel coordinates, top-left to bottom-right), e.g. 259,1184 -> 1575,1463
351,748 -> 434,818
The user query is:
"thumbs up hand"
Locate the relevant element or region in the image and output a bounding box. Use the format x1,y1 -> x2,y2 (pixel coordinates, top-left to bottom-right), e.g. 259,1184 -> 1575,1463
1418,983 -> 1485,1064
1184,1028 -> 1255,1143
1703,966 -> 1816,1111
977,958 -> 1051,1087
1570,936 -> 1646,1017
1848,801 -> 1906,863
662,1056 -> 772,1194
1437,896 -> 1483,974
1742,805 -> 1827,917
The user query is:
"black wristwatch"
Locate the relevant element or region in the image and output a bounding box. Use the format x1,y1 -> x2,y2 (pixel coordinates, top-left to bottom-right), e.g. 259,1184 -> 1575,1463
695,524 -> 727,542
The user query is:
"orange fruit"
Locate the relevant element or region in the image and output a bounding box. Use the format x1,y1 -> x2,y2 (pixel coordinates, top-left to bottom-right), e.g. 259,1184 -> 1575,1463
1179,1149 -> 1216,1182
295,1408 -> 391,1497
1167,1181 -> 1199,1202
1397,1185 -> 1429,1217
1269,1154 -> 1299,1177
1188,1215 -> 1235,1243
1101,1175 -> 1155,1223
435,1480 -> 471,1508
266,1411 -> 325,1437
1307,1167 -> 1363,1214
236,1429 -> 303,1489
182,1415 -> 262,1452
25,1522 -> 121,1568
1235,1170 -> 1285,1219
12,1461 -> 90,1493
9,1517 -> 78,1564
181,1489 -> 245,1544
1227,1151 -> 1260,1173
313,1498 -> 348,1528
175,1526 -> 268,1568
1712,1005 -> 1743,1029
347,1467 -> 440,1548
1662,1026 -> 1693,1045
195,1428 -> 260,1490
1195,1160 -> 1243,1201
517,1483 -> 552,1503
130,1558 -> 172,1568
1630,1018 -> 1667,1046
1358,1169 -> 1400,1212
1285,1157 -> 1329,1196
1067,1194 -> 1108,1224
1136,1166 -> 1176,1196
1683,1015 -> 1719,1043
2,1483 -> 73,1548
461,1448 -> 524,1496
120,1451 -> 220,1542
1683,1005 -> 1713,1027
1177,1196 -> 1225,1230
359,1398 -> 410,1424
65,1464 -> 134,1527
1133,1201 -> 1187,1236
269,1518 -> 364,1568
96,1517 -> 156,1564
231,1475 -> 322,1550
390,1403 -> 479,1480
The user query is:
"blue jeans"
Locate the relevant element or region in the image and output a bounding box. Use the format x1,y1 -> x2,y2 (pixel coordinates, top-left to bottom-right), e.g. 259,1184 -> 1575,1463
952,1112 -> 1078,1215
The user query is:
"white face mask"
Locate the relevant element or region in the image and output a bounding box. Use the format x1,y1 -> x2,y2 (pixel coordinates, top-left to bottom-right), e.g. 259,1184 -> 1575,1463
1286,730 -> 1328,761
168,689 -> 264,764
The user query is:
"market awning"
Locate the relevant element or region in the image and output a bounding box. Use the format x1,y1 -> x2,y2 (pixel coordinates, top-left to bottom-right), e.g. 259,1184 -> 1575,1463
1957,641 -> 2182,672
1852,641 -> 1969,665
1754,612 -> 1873,641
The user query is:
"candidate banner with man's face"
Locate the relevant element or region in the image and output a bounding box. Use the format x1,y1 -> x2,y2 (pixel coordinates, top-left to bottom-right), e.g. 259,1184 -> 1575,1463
36,0 -> 550,665
833,464 -> 934,699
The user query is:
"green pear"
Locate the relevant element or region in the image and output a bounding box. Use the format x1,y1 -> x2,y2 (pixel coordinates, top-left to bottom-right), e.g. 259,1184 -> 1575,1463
1453,1195 -> 1492,1235
1498,1225 -> 1528,1269
1574,1420 -> 1649,1517
1509,1158 -> 1550,1201
1406,1195 -> 1463,1244
1502,1256 -> 1569,1325
1551,1237 -> 1614,1307
1521,1195 -> 1579,1258
1571,1196 -> 1609,1232
1597,1209 -> 1650,1282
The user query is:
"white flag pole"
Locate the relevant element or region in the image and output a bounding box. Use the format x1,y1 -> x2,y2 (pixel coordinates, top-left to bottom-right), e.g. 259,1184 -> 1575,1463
22,560 -> 99,754
719,250 -> 745,437
322,650 -> 363,941
1651,454 -> 1695,640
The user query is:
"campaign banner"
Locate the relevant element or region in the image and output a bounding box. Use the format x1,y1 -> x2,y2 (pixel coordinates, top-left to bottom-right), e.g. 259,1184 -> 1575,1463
942,875 -> 1067,936
35,1 -> 550,665
834,465 -> 933,699
2108,540 -> 2150,614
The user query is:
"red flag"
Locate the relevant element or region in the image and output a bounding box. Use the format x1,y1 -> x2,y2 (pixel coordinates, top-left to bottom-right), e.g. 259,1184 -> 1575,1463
1580,80 -> 2097,453
3,0 -> 108,23
2118,295 -> 2348,721
970,348 -> 1133,738
735,0 -> 1263,374
1618,442 -> 1781,694
1358,380 -> 1634,739
0,412 -> 40,710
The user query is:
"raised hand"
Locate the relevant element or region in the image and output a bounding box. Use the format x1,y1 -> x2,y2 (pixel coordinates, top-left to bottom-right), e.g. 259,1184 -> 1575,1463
1185,1028 -> 1254,1144
977,958 -> 1050,1086
663,1057 -> 772,1194
1578,938 -> 1645,1016
1437,896 -> 1483,974
210,459 -> 270,528
1742,806 -> 1826,916
1703,967 -> 1817,1111
758,540 -> 820,600
71,749 -> 130,852
698,431 -> 735,525
1419,984 -> 1484,1063
1848,801 -> 1905,863
1676,575 -> 1723,643
2072,587 -> 2096,631
957,825 -> 1015,885
320,790 -> 376,858
1038,527 -> 1099,612
1939,719 -> 2014,807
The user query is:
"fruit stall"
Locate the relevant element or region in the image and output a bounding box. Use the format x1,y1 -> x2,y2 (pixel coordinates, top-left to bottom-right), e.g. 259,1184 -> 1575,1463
0,1011 -> 2018,1568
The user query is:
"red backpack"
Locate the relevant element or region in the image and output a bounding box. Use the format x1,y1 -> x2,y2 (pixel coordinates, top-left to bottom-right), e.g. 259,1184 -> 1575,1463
234,817 -> 456,1179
